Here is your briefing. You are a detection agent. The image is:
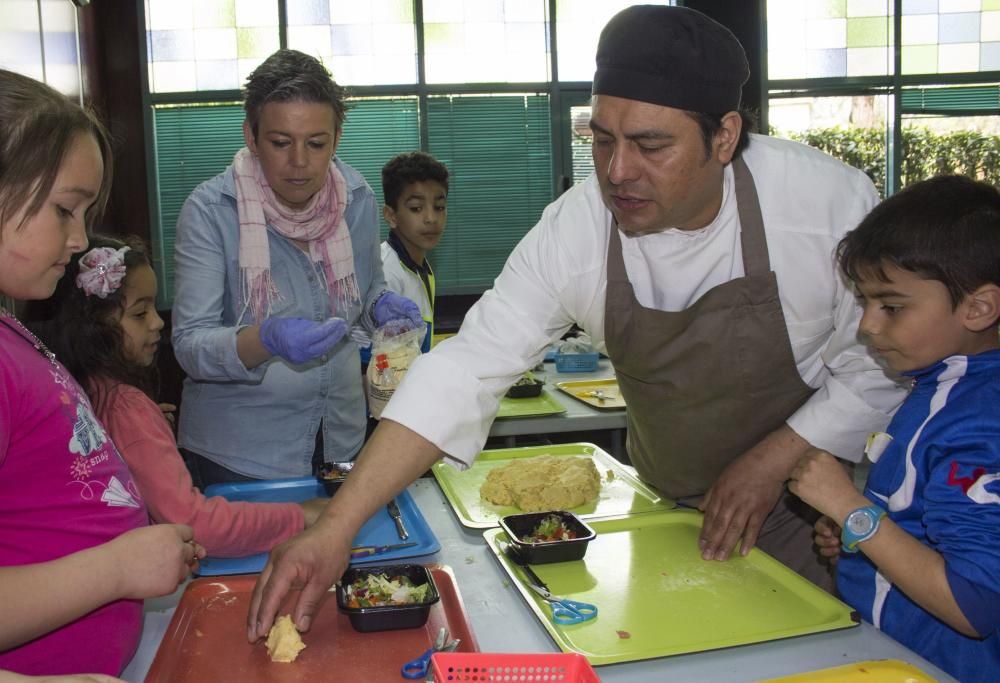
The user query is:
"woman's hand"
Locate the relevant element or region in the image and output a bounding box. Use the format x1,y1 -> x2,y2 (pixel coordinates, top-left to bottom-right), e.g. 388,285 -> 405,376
259,317 -> 348,364
373,292 -> 423,329
109,524 -> 204,599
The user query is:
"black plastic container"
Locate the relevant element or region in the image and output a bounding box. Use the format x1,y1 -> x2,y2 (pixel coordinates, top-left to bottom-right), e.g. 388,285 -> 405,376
336,564 -> 440,632
500,511 -> 596,564
317,462 -> 353,497
505,378 -> 544,399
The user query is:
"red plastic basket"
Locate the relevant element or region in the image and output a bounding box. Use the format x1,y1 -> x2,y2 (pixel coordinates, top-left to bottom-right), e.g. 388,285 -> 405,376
430,652 -> 600,682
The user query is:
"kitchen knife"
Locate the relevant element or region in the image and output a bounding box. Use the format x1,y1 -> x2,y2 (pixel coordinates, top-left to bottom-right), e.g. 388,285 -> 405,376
350,541 -> 417,559
387,498 -> 409,540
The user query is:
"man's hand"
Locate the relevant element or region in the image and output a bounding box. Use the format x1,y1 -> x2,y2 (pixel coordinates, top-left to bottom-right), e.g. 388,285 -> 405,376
246,521 -> 349,641
698,425 -> 809,560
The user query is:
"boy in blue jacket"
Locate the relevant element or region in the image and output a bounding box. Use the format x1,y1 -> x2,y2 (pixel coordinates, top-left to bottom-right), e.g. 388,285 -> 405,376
789,175 -> 1000,682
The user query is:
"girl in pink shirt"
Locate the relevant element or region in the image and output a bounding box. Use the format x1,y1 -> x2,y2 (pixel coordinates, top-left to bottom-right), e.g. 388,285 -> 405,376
0,69 -> 202,679
26,234 -> 328,557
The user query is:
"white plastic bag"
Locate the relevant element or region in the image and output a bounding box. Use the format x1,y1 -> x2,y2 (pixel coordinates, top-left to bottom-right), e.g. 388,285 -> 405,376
366,320 -> 424,419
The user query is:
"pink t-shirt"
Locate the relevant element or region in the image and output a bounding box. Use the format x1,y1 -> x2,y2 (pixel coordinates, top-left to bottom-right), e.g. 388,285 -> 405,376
0,320 -> 149,675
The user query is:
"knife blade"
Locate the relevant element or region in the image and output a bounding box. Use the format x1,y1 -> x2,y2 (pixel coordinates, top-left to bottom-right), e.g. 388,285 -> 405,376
387,498 -> 409,540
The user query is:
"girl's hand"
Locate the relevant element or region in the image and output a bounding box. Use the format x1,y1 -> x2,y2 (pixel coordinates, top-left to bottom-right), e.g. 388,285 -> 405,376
788,449 -> 866,521
157,403 -> 177,428
109,524 -> 205,599
814,515 -> 842,563
299,498 -> 329,527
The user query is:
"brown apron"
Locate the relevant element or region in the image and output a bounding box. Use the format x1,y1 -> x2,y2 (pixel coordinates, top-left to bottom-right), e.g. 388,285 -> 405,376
604,157 -> 833,588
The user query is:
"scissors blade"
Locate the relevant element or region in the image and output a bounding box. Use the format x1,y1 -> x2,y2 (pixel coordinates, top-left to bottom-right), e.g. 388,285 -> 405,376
350,541 -> 417,559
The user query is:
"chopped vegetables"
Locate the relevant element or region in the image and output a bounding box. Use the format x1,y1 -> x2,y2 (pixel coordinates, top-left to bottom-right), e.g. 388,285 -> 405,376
521,514 -> 578,543
513,372 -> 538,386
344,573 -> 430,609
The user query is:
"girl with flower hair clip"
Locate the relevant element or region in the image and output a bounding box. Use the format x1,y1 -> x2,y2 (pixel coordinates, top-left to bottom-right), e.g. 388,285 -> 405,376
0,69 -> 201,679
26,234 -> 329,561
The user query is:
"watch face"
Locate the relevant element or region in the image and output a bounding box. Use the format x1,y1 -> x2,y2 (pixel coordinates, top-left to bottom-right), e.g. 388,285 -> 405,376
847,510 -> 874,535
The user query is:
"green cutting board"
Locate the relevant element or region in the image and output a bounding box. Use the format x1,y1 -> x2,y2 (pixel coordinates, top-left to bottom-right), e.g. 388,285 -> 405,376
485,510 -> 858,666
431,443 -> 674,529
496,389 -> 567,419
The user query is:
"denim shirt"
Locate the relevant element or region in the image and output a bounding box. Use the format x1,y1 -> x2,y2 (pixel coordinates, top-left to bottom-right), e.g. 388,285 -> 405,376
171,158 -> 386,478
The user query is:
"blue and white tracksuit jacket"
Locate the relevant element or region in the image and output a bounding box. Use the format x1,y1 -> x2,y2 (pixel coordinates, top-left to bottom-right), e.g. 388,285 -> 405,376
837,350 -> 1000,682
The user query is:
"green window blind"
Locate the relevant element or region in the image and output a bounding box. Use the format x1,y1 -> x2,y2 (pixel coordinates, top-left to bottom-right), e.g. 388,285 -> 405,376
901,84 -> 1000,114
337,96 -> 420,237
426,94 -> 553,293
152,103 -> 245,308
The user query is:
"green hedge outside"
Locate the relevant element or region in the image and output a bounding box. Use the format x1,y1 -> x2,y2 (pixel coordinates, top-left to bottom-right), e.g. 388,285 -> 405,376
774,126 -> 1000,196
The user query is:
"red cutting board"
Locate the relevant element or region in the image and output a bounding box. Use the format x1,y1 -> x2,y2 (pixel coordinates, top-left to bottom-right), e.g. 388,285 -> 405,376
145,565 -> 478,682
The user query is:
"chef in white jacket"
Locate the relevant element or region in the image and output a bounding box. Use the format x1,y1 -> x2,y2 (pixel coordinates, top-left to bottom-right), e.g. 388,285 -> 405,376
248,5 -> 906,639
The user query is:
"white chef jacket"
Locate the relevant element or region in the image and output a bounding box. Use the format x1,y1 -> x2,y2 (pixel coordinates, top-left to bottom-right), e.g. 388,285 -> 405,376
382,134 -> 907,468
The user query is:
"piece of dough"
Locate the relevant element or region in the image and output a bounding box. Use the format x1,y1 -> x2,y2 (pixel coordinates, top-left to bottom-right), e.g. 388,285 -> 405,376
480,455 -> 601,511
266,615 -> 306,663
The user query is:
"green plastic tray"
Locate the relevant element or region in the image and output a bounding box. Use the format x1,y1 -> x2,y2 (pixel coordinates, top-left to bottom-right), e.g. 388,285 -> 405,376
485,509 -> 858,666
496,389 -> 567,419
431,443 -> 674,529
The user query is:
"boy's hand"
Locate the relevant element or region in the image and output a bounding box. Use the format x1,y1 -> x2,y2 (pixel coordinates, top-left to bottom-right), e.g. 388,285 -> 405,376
788,449 -> 866,521
813,515 -> 842,563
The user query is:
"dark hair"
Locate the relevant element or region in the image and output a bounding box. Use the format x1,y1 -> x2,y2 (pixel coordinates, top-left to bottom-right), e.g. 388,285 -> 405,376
382,151 -> 450,208
837,175 -> 1000,308
0,69 -> 113,233
684,108 -> 757,161
243,49 -> 349,140
24,234 -> 159,413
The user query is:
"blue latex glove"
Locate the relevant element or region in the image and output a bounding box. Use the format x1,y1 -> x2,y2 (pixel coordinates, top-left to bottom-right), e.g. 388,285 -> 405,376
373,291 -> 424,329
259,317 -> 348,364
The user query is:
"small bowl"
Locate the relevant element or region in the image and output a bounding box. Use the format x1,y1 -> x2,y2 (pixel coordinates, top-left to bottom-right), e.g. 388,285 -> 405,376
317,462 -> 353,497
499,511 -> 596,564
336,564 -> 440,632
505,378 -> 544,399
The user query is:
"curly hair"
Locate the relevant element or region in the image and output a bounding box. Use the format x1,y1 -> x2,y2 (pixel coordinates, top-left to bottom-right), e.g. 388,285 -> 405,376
381,151 -> 450,209
243,49 -> 349,140
24,234 -> 159,414
837,175 -> 1000,309
0,69 -> 113,233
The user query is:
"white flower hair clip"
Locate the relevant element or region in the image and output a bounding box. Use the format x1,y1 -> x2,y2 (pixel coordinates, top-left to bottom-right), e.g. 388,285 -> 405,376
76,246 -> 130,298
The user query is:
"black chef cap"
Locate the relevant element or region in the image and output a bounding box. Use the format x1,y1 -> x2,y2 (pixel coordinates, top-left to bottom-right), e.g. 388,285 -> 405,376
592,5 -> 750,114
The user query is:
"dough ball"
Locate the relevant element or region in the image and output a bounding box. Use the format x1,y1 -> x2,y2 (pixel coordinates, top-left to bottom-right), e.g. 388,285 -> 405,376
266,615 -> 306,663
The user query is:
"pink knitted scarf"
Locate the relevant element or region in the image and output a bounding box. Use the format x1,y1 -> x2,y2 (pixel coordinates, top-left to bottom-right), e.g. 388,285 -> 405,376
232,147 -> 360,323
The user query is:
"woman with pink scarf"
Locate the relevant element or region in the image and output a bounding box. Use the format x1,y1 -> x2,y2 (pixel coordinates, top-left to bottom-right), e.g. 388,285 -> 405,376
172,49 -> 422,487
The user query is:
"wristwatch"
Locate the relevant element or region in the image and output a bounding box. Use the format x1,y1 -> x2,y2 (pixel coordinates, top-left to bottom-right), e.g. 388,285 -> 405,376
841,505 -> 887,553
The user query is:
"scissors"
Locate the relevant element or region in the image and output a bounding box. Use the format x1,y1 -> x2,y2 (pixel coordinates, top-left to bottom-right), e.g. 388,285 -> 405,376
350,541 -> 417,560
400,626 -> 460,679
503,544 -> 598,626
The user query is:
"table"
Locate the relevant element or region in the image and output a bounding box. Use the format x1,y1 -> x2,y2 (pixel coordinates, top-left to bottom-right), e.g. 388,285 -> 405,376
488,358 -> 627,457
122,478 -> 956,683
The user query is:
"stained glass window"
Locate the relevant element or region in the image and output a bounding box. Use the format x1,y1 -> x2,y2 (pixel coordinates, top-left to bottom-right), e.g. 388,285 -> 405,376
555,0 -> 674,81
422,0 -> 548,84
767,0 -> 893,79
145,0 -> 279,93
0,0 -> 80,97
902,0 -> 1000,74
287,1 -> 417,86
